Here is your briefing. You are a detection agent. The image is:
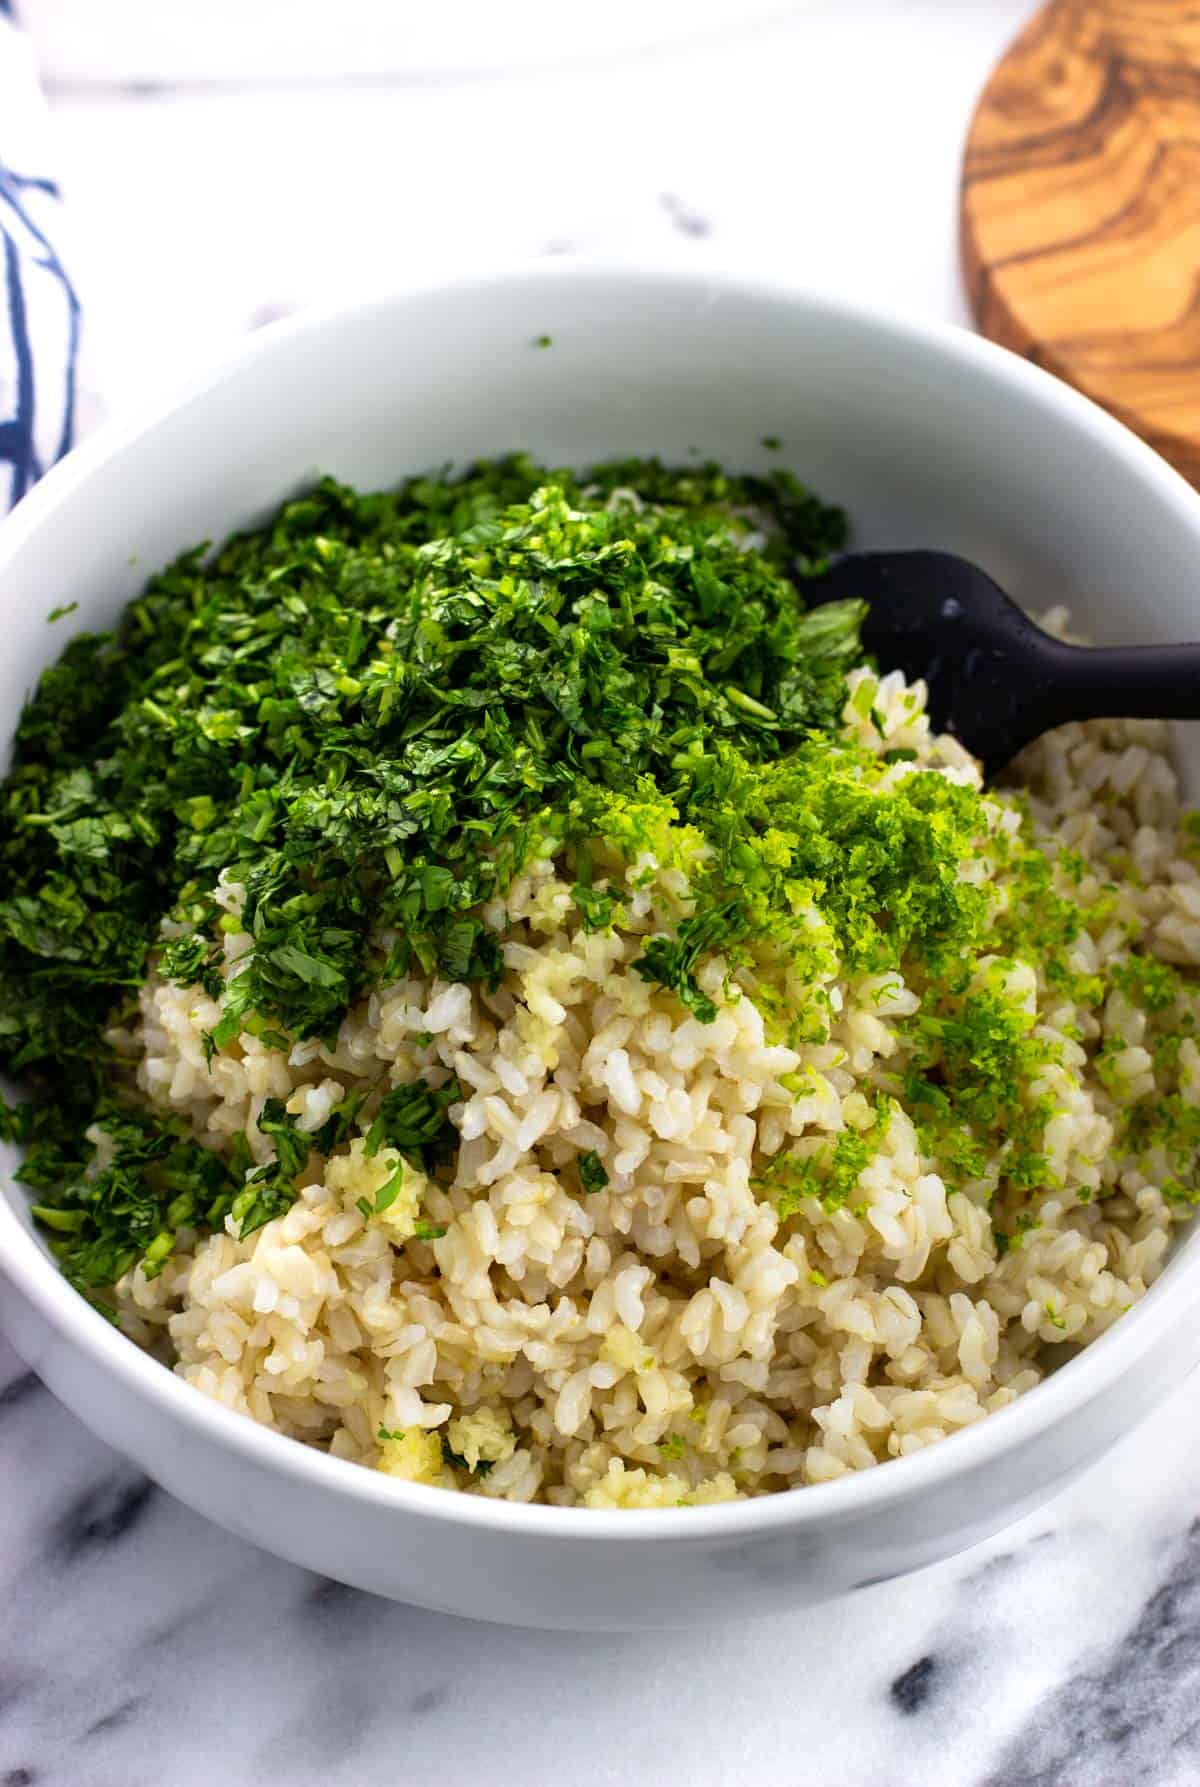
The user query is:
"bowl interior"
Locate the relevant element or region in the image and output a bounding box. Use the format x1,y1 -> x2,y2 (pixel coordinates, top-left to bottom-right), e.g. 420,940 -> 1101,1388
4,264 -> 1200,1395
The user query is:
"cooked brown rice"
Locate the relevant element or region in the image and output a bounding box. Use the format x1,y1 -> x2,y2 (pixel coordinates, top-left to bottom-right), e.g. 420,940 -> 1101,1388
109,630 -> 1200,1507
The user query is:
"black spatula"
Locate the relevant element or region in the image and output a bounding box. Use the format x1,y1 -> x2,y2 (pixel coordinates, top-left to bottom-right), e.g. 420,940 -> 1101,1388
807,550 -> 1200,778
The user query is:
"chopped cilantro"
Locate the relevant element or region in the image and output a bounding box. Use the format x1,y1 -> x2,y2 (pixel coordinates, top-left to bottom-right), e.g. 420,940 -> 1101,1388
369,1158 -> 407,1217
363,1078 -> 461,1167
577,1149 -> 608,1194
20,1105 -> 249,1293
635,901 -> 746,1024
232,1165 -> 296,1239
256,1097 -> 310,1178
571,883 -> 621,933
13,448 -> 1200,1307
3,456 -> 857,1287
441,1434 -> 494,1475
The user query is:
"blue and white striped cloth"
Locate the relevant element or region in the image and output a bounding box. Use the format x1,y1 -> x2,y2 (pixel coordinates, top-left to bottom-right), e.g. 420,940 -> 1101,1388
0,2 -> 84,511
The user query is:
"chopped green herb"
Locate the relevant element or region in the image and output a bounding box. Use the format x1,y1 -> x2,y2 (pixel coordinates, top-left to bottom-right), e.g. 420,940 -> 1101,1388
635,900 -> 747,1024
440,1434 -> 495,1476
578,1150 -> 609,1194
256,1097 -> 310,1178
18,1104 -> 246,1293
363,1078 -> 461,1167
3,456 -> 856,1287
571,883 -> 621,933
370,1159 -> 407,1217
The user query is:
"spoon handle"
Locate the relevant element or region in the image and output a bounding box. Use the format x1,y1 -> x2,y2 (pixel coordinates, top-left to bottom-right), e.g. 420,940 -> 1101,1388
1042,640 -> 1200,728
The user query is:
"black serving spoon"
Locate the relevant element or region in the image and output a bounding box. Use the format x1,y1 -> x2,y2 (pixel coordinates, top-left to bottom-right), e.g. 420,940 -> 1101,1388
807,550 -> 1200,779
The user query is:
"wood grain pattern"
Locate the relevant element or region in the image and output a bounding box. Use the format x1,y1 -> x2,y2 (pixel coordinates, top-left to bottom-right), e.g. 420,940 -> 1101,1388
961,0 -> 1200,485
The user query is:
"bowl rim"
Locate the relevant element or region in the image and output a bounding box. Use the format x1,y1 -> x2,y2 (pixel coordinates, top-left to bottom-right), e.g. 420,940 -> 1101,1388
4,255 -> 1200,1543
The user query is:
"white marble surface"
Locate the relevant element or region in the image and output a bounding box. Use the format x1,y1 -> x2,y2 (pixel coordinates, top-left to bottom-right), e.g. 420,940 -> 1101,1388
7,1329 -> 1200,1787
8,3 -> 1200,1783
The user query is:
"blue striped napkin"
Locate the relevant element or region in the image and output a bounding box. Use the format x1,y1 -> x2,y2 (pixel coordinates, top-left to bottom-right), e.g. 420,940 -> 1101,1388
0,2 -> 84,510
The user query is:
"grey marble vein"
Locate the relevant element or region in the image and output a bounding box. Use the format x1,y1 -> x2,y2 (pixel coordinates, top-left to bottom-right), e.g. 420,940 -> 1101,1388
982,1523 -> 1200,1787
5,1318 -> 1200,1787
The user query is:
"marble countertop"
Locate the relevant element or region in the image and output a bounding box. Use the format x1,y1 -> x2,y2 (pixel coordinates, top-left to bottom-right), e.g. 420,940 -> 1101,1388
8,1331 -> 1200,1787
6,3 -> 1200,1782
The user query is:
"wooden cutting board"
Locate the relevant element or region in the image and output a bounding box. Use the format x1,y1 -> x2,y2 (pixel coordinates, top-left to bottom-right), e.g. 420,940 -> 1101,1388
961,0 -> 1200,485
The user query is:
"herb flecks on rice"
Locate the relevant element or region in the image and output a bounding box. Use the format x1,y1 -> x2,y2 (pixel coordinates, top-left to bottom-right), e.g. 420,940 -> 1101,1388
2,462 -> 1199,1507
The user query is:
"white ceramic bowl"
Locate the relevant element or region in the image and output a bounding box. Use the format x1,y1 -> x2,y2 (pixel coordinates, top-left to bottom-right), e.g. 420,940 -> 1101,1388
4,264 -> 1200,1631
